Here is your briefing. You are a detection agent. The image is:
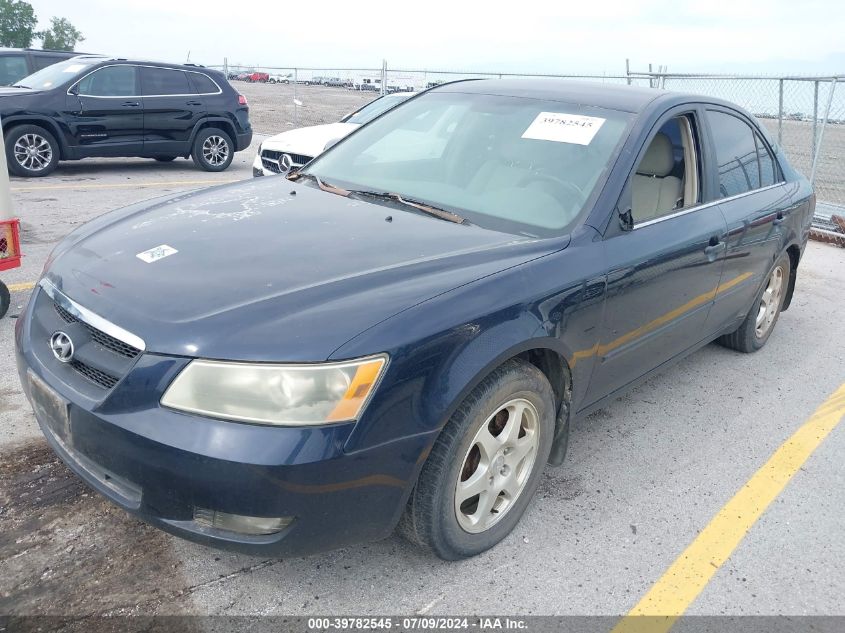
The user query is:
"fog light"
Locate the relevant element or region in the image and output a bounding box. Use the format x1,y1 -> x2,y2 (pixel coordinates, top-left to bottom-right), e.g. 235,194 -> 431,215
193,508 -> 293,535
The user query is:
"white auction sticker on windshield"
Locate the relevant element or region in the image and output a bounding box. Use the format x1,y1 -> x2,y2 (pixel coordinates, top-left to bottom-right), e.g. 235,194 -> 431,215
63,64 -> 88,73
137,245 -> 178,263
521,112 -> 606,145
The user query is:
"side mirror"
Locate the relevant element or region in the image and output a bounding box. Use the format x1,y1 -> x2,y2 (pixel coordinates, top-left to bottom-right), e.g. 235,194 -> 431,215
323,137 -> 342,152
619,207 -> 634,231
68,84 -> 79,96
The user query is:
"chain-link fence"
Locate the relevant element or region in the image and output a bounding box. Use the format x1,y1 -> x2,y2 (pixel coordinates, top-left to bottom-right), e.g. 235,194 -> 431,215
212,60 -> 843,237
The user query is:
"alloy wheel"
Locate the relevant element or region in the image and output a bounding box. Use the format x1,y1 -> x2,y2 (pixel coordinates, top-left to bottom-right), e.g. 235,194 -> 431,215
13,133 -> 53,172
455,397 -> 539,533
756,264 -> 784,338
202,135 -> 230,166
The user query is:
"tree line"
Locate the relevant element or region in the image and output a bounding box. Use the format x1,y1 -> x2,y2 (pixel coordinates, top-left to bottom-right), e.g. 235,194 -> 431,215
0,0 -> 84,51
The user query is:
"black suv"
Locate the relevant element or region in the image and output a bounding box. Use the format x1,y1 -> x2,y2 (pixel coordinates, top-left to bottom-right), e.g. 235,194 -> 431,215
1,56 -> 252,177
0,48 -> 84,86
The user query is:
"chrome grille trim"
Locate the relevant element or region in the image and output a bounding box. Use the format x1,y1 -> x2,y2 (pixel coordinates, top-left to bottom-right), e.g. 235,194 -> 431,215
38,278 -> 147,352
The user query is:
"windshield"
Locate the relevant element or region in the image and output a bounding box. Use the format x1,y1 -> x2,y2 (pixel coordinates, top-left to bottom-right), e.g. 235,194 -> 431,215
13,58 -> 97,90
344,93 -> 414,125
305,90 -> 631,236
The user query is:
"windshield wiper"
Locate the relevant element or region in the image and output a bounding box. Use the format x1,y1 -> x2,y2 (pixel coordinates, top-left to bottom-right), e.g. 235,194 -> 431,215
350,189 -> 467,224
11,84 -> 31,89
288,172 -> 351,197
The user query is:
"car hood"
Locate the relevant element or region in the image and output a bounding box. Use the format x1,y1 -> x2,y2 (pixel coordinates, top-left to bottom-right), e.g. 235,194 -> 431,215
261,122 -> 359,158
44,177 -> 566,362
0,86 -> 43,98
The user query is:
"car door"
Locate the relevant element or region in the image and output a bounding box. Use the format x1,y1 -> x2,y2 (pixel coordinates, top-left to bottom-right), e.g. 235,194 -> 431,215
67,64 -> 143,156
584,107 -> 728,405
701,108 -> 794,329
140,66 -> 206,156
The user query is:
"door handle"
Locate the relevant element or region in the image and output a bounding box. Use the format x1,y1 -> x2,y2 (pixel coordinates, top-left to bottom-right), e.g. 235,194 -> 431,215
121,101 -> 141,107
186,100 -> 202,106
704,237 -> 726,257
773,212 -> 784,226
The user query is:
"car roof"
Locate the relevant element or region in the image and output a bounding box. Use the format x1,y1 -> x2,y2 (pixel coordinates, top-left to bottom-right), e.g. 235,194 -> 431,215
70,56 -> 216,73
433,78 -> 696,114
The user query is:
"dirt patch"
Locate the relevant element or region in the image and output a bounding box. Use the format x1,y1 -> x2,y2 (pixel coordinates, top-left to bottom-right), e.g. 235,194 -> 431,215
0,439 -> 195,619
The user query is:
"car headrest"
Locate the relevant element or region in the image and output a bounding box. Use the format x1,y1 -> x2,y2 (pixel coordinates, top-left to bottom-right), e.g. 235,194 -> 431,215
637,132 -> 674,177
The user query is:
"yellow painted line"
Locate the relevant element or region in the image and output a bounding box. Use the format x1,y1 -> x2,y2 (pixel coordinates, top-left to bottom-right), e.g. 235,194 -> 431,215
612,382 -> 845,633
6,281 -> 36,293
11,179 -> 237,193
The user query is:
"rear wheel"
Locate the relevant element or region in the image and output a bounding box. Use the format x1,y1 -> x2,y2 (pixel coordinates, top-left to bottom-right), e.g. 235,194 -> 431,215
191,128 -> 234,172
718,252 -> 791,353
5,125 -> 60,177
400,359 -> 555,559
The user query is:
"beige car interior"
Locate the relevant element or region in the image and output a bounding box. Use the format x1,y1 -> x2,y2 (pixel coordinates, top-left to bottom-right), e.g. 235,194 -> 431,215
632,117 -> 699,224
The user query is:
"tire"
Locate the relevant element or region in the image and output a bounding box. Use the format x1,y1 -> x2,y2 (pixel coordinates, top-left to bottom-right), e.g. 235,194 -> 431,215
400,359 -> 555,560
154,156 -> 177,162
191,128 -> 234,172
718,252 -> 791,353
5,125 -> 60,177
0,281 -> 10,319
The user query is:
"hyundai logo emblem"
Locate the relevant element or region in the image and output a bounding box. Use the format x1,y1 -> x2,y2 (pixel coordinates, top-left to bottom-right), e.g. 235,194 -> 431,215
50,331 -> 75,363
280,153 -> 294,173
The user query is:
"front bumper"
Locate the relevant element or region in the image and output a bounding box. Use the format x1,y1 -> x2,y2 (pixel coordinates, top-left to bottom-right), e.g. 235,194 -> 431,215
15,289 -> 433,556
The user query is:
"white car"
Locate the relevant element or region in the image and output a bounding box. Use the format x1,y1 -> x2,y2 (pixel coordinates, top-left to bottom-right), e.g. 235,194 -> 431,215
253,92 -> 414,176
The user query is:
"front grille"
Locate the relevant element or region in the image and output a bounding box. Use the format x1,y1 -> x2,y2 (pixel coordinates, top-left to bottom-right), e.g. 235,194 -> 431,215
260,150 -> 312,173
55,302 -> 141,359
70,359 -> 119,389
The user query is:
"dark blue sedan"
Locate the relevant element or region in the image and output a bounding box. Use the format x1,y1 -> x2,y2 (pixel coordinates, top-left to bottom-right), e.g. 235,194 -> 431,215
16,80 -> 814,560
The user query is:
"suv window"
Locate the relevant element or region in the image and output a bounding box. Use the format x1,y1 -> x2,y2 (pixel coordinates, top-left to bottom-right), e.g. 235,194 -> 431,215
141,67 -> 191,96
31,55 -> 66,72
187,72 -> 219,94
0,55 -> 28,85
78,65 -> 137,97
706,110 -> 766,198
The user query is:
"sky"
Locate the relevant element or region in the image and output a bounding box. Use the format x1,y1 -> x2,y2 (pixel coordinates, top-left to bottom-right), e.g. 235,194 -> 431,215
25,0 -> 845,76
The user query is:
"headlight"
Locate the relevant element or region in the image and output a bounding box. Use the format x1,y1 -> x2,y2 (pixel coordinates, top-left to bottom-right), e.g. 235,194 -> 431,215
161,355 -> 387,426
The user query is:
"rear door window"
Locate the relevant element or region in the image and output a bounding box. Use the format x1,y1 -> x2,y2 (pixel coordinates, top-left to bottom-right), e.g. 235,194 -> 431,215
705,110 -> 763,198
140,67 -> 191,96
0,55 -> 29,85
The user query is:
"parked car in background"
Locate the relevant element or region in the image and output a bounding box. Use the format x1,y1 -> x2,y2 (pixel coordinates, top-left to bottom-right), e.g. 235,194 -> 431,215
357,78 -> 381,91
2,56 -> 252,176
18,80 -> 813,560
253,91 -> 413,175
269,73 -> 292,84
324,77 -> 347,87
0,48 -> 88,86
246,72 -> 269,83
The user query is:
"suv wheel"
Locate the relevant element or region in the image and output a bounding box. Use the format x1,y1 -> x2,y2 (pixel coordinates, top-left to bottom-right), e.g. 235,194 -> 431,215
5,125 -> 60,177
0,281 -> 9,319
400,359 -> 555,559
192,128 -> 234,172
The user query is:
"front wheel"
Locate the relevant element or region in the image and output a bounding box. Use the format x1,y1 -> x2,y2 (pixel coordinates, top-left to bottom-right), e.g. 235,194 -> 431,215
5,125 -> 60,177
718,252 -> 791,353
400,359 -> 555,560
191,128 -> 234,172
